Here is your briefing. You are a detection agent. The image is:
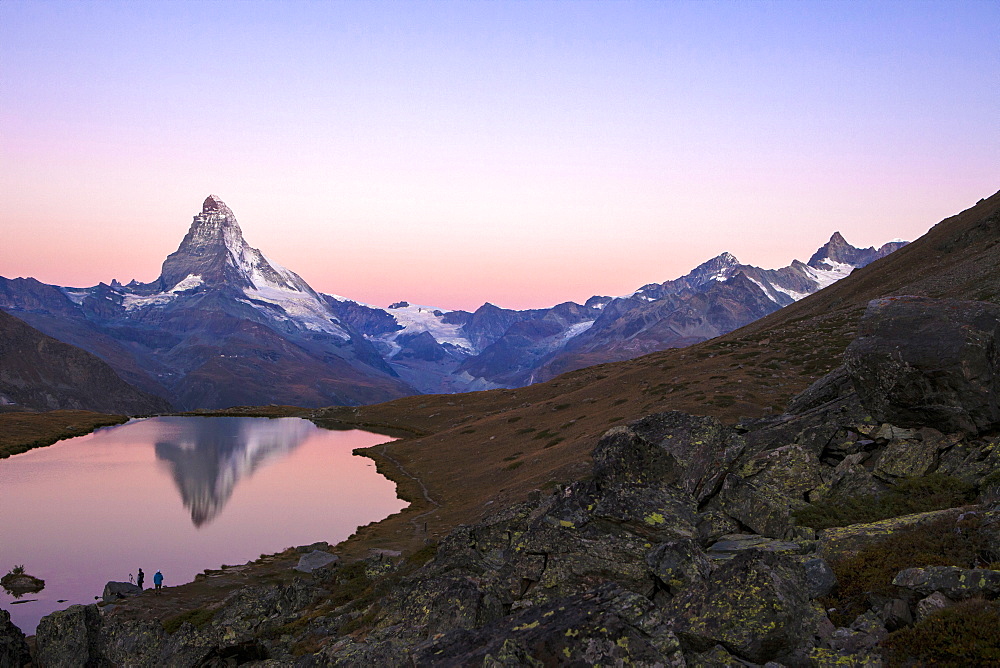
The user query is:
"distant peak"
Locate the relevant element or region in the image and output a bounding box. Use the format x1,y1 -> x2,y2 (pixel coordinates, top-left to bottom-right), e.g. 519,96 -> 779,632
828,231 -> 848,244
717,252 -> 739,264
202,195 -> 232,215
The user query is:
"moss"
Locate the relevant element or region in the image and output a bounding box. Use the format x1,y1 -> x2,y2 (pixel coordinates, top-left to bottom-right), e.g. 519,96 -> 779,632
881,599 -> 1000,666
162,607 -> 216,634
795,474 -> 977,530
543,437 -> 565,449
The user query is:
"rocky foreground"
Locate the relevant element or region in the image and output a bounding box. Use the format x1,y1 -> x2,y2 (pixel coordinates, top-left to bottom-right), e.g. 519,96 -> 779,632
3,295 -> 1000,666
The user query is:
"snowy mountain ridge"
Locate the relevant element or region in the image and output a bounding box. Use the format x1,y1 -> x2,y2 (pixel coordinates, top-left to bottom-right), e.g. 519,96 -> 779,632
0,196 -> 908,405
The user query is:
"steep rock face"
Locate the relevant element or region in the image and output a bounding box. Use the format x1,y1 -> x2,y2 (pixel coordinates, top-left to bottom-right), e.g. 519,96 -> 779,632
0,309 -> 171,413
845,296 -> 1000,434
0,608 -> 30,668
158,195 -> 316,296
34,604 -> 105,667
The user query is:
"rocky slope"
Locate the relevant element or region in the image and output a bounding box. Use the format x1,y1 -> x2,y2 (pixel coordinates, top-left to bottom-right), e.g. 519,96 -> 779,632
0,196 -> 415,410
13,293 -> 1000,666
0,309 -> 170,414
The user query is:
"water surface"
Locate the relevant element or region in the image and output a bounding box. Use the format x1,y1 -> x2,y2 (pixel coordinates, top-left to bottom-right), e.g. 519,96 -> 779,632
0,416 -> 405,634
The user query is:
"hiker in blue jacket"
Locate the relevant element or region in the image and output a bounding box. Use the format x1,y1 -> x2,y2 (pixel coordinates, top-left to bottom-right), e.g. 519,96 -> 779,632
153,570 -> 163,593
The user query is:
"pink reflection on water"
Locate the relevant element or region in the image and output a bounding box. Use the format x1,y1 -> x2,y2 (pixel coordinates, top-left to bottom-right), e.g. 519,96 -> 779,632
0,417 -> 406,634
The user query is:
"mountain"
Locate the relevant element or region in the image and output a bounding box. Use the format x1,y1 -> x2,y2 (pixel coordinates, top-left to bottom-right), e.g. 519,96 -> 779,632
0,309 -> 171,413
17,188 -> 999,666
0,196 -> 415,410
0,194 -> 906,409
329,232 -> 906,392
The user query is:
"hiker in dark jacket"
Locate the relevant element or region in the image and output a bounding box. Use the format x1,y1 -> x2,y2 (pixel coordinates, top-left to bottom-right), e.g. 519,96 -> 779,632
136,568 -> 144,589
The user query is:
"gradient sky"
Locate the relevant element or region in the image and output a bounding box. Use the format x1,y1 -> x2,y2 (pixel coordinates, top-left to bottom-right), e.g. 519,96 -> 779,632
2,1 -> 997,311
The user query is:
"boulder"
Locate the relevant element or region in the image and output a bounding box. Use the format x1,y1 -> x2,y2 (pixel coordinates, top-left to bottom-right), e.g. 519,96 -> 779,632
844,296 -> 1000,435
35,604 -> 105,667
785,364 -> 856,414
645,537 -> 711,594
915,591 -> 953,622
665,551 -> 818,664
892,566 -> 1000,600
102,580 -> 143,602
0,608 -> 30,668
801,557 -> 838,599
294,550 -> 340,574
715,473 -> 797,539
410,584 -> 685,667
879,598 -> 913,631
827,610 -> 888,654
627,412 -> 745,503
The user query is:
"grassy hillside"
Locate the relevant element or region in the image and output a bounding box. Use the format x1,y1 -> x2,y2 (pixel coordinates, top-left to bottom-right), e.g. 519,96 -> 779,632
313,187 -> 1000,558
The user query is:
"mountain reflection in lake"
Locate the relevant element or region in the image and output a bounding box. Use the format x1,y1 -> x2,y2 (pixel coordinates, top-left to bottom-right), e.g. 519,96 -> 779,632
153,417 -> 314,526
0,417 -> 406,635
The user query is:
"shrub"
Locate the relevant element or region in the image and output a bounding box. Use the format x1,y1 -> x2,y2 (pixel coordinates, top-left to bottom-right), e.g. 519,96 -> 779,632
881,599 -> 1000,666
794,474 -> 978,530
824,515 -> 983,626
163,607 -> 216,634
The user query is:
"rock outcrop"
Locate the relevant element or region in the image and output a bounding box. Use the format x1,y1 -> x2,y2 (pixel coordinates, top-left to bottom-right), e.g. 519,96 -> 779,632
102,581 -> 143,603
845,296 -> 1000,434
34,604 -> 105,668
0,608 -> 30,668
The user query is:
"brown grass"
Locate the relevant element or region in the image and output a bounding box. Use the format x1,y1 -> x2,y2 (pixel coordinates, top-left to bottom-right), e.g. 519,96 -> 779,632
0,410 -> 128,459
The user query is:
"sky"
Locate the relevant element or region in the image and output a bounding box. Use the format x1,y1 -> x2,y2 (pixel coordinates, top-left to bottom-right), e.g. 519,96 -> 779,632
2,1 -> 997,312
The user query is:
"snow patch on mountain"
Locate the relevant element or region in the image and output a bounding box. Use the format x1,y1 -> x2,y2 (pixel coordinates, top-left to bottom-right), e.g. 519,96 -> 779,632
61,288 -> 90,305
562,320 -> 595,340
243,281 -> 350,339
804,261 -> 855,289
122,291 -> 177,311
771,284 -> 809,301
383,303 -> 475,352
170,274 -> 204,292
746,276 -> 781,304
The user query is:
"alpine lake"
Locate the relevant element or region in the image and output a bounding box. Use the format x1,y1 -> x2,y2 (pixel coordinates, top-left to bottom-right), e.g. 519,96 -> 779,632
0,416 -> 407,634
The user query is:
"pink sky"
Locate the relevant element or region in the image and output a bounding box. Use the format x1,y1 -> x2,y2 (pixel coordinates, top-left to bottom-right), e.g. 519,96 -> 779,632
2,1 -> 997,311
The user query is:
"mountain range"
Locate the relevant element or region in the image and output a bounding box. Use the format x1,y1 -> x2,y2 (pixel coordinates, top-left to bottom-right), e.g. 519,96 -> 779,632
7,188 -> 998,667
0,195 -> 905,411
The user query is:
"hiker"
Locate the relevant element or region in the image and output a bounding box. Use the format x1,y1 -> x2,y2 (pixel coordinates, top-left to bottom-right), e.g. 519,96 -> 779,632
136,568 -> 145,589
153,570 -> 163,593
